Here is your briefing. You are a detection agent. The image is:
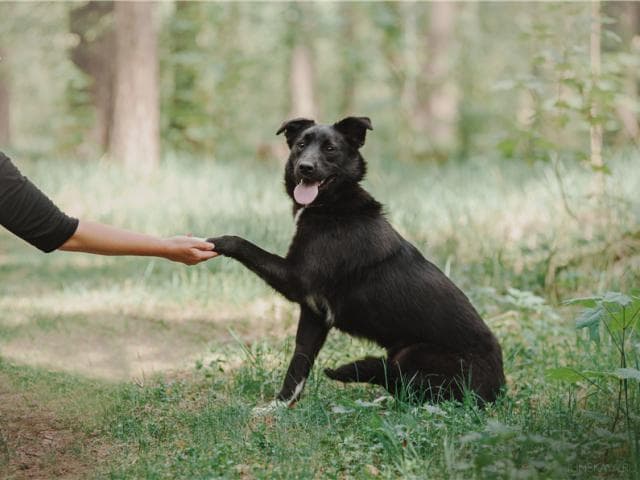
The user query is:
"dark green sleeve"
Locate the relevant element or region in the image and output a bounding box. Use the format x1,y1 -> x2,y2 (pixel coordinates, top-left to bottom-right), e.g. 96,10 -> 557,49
0,152 -> 79,252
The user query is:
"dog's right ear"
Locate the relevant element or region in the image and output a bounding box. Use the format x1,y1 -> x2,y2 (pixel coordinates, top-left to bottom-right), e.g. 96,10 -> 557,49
276,118 -> 316,148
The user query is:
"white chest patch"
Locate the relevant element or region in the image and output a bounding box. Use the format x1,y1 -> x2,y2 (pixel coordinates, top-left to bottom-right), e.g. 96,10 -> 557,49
294,207 -> 306,226
305,294 -> 335,328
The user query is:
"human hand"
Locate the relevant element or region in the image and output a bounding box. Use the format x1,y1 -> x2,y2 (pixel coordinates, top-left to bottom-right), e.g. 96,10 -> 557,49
162,235 -> 218,265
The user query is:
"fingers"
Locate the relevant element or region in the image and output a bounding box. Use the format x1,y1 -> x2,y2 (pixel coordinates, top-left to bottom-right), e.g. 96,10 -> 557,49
181,235 -> 215,251
193,249 -> 218,259
194,240 -> 215,251
182,248 -> 218,265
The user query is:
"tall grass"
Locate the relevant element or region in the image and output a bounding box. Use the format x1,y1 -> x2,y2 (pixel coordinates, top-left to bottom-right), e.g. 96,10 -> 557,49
13,150 -> 640,303
1,152 -> 639,478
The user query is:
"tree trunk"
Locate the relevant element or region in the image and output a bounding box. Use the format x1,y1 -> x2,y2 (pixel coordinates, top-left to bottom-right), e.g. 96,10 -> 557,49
457,2 -> 480,160
400,2 -> 419,116
614,1 -> 640,144
69,1 -> 115,152
338,3 -> 358,115
590,0 -> 604,194
289,44 -> 317,119
109,1 -> 159,172
0,48 -> 10,146
287,3 -> 317,119
422,1 -> 458,158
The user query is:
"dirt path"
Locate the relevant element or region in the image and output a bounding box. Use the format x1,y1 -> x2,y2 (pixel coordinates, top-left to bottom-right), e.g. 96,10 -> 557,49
0,295 -> 295,382
0,378 -> 111,479
0,295 -> 296,478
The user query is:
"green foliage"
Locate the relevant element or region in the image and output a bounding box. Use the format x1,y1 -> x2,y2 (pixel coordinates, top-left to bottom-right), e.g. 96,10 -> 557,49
547,292 -> 640,478
3,3 -> 638,164
495,3 -> 640,167
60,70 -> 96,154
162,2 -> 219,153
1,4 -> 640,474
0,154 -> 639,478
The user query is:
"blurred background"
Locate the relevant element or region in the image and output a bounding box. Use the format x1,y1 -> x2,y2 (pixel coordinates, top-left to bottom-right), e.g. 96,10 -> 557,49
0,1 -> 640,479
0,1 -> 639,379
3,4 -> 640,477
1,1 -> 639,166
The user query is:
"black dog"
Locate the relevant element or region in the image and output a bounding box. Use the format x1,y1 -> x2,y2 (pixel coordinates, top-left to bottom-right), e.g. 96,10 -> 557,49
208,117 -> 505,406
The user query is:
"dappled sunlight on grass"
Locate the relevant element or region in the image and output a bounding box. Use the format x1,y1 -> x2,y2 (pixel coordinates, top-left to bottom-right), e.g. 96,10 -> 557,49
1,154 -> 639,380
1,155 -> 639,478
0,285 -> 297,380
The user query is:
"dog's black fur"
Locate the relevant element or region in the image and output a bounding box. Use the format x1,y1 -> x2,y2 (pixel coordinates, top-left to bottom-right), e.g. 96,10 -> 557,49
208,117 -> 506,405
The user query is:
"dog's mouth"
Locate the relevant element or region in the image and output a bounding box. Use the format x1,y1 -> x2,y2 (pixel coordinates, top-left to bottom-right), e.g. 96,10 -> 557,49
293,175 -> 336,205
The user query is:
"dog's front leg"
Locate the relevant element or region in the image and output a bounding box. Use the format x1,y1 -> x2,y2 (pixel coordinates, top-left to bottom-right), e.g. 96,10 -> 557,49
207,235 -> 301,301
277,305 -> 329,405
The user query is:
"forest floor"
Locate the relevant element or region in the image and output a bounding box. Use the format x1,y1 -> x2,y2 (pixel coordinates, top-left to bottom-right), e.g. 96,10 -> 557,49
0,155 -> 638,479
0,369 -> 111,479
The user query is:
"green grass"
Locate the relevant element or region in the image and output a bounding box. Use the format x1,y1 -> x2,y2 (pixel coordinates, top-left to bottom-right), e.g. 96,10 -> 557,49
1,153 -> 639,478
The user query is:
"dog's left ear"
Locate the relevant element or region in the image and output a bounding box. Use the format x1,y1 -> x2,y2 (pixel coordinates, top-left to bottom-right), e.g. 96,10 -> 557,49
276,118 -> 316,148
333,116 -> 373,149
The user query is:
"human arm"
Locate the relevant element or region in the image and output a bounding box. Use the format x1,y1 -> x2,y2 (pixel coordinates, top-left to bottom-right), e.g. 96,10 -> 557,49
60,220 -> 217,265
0,152 -> 79,252
0,152 -> 216,265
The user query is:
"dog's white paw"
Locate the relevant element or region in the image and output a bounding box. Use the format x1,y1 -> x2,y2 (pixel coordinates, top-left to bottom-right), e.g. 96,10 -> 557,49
251,400 -> 288,417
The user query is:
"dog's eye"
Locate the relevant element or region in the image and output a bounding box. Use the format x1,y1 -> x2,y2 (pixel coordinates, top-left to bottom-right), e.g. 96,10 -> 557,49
296,142 -> 305,149
325,145 -> 336,152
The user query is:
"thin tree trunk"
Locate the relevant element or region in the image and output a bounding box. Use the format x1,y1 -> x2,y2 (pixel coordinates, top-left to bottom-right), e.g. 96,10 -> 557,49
401,2 -> 419,116
425,1 -> 458,156
109,1 -> 159,172
457,2 -> 480,160
0,48 -> 10,146
287,3 -> 317,119
590,0 -> 604,193
338,2 -> 358,115
69,1 -> 115,152
290,44 -> 317,119
615,1 -> 640,144
400,1 -> 459,159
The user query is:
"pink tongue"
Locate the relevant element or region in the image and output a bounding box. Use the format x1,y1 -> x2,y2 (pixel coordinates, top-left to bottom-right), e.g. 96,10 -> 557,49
293,181 -> 320,205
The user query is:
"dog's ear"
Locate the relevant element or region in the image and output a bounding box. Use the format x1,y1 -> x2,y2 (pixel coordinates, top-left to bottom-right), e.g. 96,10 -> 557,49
333,116 -> 373,149
276,118 -> 316,148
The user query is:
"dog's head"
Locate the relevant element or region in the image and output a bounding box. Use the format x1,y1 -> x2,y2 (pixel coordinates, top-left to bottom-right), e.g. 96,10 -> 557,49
277,116 -> 373,206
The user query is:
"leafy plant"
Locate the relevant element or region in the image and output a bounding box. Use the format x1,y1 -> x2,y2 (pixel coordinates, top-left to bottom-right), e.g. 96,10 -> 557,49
547,292 -> 640,478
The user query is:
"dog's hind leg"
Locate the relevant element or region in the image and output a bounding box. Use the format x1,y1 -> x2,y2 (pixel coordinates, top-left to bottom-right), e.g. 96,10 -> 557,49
325,346 -> 499,404
324,356 -> 422,398
387,344 -> 503,404
324,357 -> 390,386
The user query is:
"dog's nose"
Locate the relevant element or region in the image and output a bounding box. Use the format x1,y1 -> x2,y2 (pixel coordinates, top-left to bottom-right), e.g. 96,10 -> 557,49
298,162 -> 315,176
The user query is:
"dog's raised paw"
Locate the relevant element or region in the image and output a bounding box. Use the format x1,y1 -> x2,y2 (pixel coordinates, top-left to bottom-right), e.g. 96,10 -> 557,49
251,400 -> 288,417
